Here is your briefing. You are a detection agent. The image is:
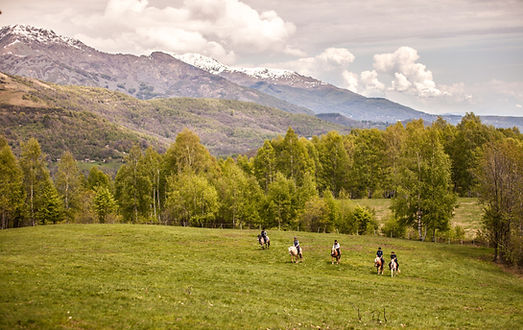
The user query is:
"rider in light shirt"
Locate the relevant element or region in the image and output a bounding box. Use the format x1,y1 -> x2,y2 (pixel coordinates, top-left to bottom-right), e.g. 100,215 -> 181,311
333,240 -> 341,258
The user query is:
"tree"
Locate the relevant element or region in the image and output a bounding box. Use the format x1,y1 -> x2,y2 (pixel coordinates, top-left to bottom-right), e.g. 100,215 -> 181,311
477,138 -> 523,264
19,138 -> 52,226
55,151 -> 85,220
165,171 -> 219,227
253,140 -> 276,191
87,166 -> 111,191
382,122 -> 407,198
216,158 -> 251,228
277,128 -> 315,186
299,196 -> 329,232
35,180 -> 64,225
93,186 -> 117,224
114,145 -> 151,223
314,131 -> 350,197
449,113 -> 494,195
391,121 -> 457,241
264,172 -> 297,230
163,128 -> 217,176
141,147 -> 163,223
0,137 -> 25,229
348,129 -> 386,198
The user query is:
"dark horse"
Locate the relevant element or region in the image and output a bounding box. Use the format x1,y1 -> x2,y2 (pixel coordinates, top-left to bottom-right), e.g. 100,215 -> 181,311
257,234 -> 270,249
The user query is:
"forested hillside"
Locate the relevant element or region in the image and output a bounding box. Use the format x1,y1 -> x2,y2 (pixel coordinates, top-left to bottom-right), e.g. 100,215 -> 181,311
1,112 -> 521,265
0,73 -> 348,159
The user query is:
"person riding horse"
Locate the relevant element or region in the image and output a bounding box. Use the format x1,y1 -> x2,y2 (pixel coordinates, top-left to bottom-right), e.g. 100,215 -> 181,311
260,228 -> 268,244
331,239 -> 341,264
389,251 -> 399,271
376,247 -> 384,266
293,237 -> 302,259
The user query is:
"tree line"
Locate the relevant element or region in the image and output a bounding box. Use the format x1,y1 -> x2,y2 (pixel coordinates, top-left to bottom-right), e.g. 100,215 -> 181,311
0,113 -> 521,265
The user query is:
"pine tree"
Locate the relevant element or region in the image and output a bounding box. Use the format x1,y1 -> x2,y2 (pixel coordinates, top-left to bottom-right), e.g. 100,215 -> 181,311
0,136 -> 25,229
93,186 -> 117,224
87,166 -> 111,191
35,180 -> 64,225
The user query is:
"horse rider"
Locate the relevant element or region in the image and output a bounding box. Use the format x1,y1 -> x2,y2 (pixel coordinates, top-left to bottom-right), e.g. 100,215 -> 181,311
260,228 -> 268,243
376,246 -> 384,265
293,236 -> 302,258
333,240 -> 341,259
390,251 -> 399,271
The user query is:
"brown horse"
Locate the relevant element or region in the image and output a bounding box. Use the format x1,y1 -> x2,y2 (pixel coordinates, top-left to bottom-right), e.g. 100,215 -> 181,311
374,257 -> 384,275
288,246 -> 302,263
257,234 -> 270,249
331,248 -> 340,264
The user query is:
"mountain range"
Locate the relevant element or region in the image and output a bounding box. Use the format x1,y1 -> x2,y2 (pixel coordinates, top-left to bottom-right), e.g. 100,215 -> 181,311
0,72 -> 348,159
1,24 -> 522,135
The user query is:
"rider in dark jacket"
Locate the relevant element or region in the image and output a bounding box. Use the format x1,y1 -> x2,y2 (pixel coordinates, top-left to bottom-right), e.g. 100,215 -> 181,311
390,251 -> 399,270
294,237 -> 302,257
376,247 -> 384,264
260,228 -> 268,242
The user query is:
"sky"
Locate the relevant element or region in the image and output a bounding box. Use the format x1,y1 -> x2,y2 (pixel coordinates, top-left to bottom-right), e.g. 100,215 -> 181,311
2,0 -> 523,117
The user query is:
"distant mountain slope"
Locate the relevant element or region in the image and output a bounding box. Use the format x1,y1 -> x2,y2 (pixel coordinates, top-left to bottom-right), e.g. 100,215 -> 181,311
0,25 -> 312,115
177,53 -> 431,123
178,54 -> 523,129
0,73 -> 348,159
0,73 -> 157,160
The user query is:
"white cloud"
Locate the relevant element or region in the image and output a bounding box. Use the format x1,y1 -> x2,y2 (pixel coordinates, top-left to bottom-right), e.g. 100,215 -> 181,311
274,47 -> 356,84
373,46 -> 446,98
359,70 -> 385,97
72,0 -> 296,62
342,71 -> 359,93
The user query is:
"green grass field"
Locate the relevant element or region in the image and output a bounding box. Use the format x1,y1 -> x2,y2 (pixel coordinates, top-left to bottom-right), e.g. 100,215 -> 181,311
1,224 -> 521,329
352,198 -> 483,239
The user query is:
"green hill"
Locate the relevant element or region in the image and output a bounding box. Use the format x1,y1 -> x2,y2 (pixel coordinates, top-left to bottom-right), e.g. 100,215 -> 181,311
0,225 -> 521,328
0,73 -> 348,159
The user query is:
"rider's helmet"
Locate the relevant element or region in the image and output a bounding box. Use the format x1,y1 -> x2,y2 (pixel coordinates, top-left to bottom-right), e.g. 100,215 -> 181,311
294,236 -> 297,240
378,247 -> 381,250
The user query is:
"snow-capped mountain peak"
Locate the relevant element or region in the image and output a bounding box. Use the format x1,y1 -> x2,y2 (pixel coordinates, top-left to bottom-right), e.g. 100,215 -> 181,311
174,53 -> 229,75
0,25 -> 86,50
175,53 -> 297,81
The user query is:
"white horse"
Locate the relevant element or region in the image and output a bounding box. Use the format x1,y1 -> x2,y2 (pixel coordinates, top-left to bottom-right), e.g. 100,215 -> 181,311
389,259 -> 397,277
288,246 -> 302,263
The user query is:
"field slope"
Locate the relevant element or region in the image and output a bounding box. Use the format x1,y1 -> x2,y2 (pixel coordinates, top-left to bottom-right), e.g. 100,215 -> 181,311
0,225 -> 521,329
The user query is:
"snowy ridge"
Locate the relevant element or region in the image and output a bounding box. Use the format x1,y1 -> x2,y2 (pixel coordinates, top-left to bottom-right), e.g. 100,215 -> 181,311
175,53 -> 297,81
0,25 -> 85,50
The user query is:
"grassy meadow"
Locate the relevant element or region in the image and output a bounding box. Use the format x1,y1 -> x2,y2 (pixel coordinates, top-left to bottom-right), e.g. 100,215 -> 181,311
352,198 -> 483,239
1,224 -> 521,329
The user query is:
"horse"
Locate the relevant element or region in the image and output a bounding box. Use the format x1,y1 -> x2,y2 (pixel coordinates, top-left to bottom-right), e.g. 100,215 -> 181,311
374,257 -> 384,275
331,248 -> 340,264
288,246 -> 302,263
389,259 -> 397,277
257,234 -> 270,249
